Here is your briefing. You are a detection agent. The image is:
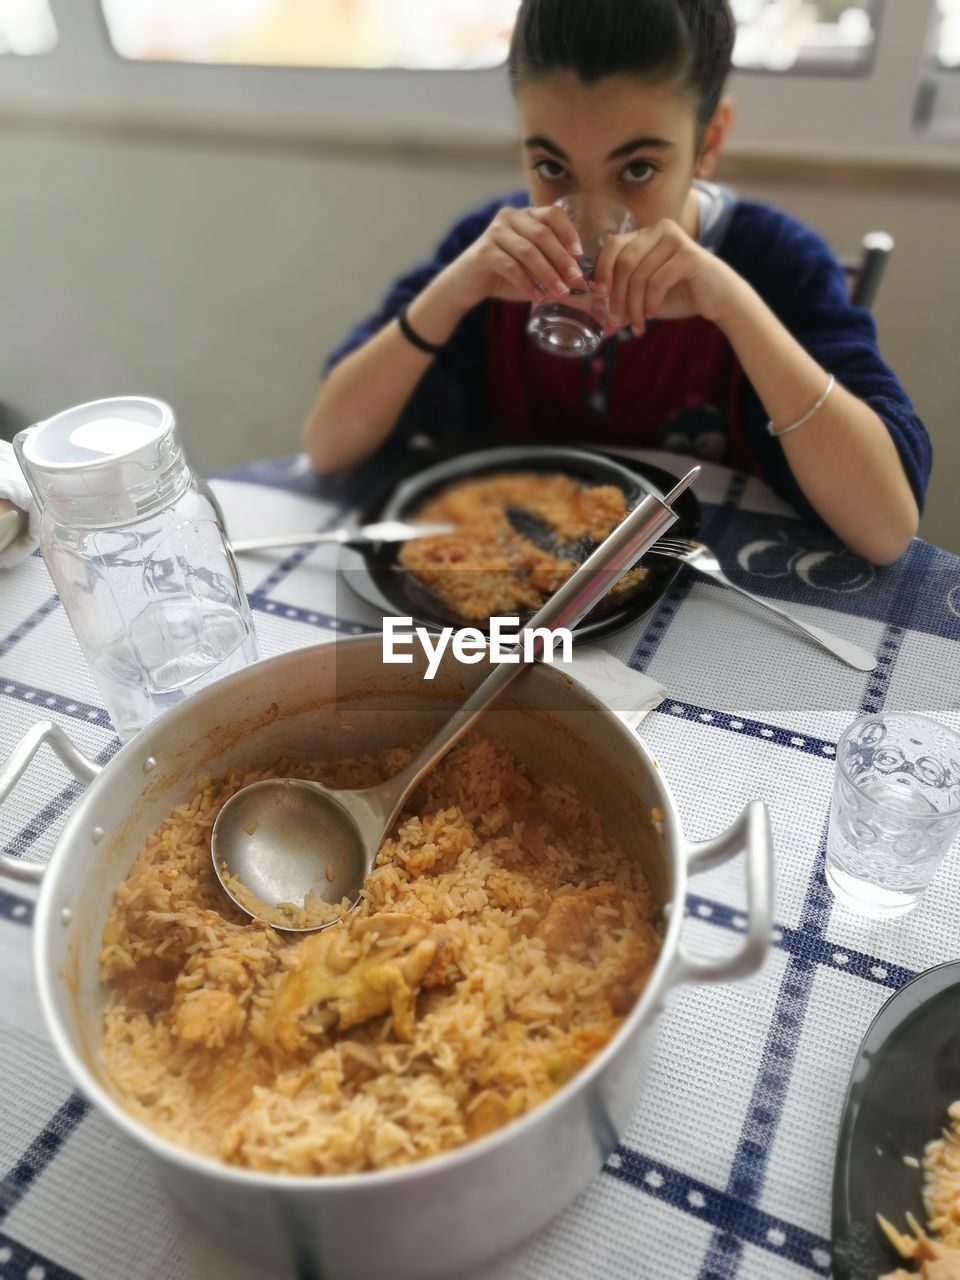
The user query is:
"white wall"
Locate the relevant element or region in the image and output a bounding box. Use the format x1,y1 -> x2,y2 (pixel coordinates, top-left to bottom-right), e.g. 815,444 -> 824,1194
0,125 -> 522,469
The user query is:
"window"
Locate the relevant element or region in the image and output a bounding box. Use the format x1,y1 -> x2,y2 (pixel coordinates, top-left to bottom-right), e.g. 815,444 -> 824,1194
0,0 -> 56,55
731,0 -> 878,73
99,0 -> 882,77
934,0 -> 960,70
99,0 -> 520,71
915,0 -> 960,138
11,1 -> 955,162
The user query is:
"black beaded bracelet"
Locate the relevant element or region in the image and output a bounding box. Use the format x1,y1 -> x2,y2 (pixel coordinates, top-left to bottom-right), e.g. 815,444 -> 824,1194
397,302 -> 445,356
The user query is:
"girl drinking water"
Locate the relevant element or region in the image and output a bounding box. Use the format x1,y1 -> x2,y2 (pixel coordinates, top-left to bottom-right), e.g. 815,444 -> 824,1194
304,0 -> 929,565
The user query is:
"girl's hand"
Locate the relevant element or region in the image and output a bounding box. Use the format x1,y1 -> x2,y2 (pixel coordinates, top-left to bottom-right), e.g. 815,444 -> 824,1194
441,205 -> 588,312
593,220 -> 743,336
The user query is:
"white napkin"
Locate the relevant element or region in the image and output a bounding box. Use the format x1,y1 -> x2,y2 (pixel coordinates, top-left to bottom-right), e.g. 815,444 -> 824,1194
561,644 -> 666,729
0,441 -> 39,569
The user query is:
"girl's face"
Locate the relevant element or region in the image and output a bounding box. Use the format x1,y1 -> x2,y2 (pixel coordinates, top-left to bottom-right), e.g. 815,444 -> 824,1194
516,72 -> 725,233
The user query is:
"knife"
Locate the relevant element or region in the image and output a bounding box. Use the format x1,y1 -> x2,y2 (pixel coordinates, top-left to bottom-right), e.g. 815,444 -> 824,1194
230,520 -> 454,554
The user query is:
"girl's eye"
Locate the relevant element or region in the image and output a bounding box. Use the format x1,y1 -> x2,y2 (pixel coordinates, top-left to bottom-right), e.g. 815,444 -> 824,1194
533,158 -> 567,182
621,161 -> 656,185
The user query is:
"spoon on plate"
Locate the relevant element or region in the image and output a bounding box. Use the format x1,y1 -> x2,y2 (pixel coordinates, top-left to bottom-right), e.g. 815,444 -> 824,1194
211,467 -> 700,931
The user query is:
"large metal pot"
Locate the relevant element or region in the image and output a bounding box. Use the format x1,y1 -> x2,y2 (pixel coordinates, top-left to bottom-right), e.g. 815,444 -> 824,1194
0,637 -> 773,1279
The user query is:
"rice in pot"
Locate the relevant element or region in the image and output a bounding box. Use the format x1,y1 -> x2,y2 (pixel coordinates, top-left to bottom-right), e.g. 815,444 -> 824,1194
99,734 -> 661,1176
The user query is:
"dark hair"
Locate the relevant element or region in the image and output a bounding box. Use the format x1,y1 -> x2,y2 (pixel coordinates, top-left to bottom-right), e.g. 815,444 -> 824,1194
507,0 -> 735,137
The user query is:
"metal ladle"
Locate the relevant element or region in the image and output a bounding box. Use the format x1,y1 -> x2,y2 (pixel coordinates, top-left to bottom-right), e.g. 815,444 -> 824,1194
211,467 -> 700,931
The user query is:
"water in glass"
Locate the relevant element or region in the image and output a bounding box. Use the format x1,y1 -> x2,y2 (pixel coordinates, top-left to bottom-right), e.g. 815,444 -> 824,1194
825,714 -> 960,917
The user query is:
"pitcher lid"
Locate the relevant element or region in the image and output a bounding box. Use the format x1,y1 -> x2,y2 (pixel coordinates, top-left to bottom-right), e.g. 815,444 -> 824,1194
19,397 -> 174,473
15,397 -> 184,526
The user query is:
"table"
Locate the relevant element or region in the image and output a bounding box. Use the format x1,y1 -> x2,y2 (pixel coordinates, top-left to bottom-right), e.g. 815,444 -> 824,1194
1,448 -> 959,1280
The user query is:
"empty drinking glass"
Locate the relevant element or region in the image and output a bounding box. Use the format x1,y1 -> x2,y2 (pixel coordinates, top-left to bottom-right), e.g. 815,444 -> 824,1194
527,194 -> 636,359
826,713 -> 960,917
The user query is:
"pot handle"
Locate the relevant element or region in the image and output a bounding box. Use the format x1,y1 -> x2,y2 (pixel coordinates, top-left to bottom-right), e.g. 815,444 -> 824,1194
0,720 -> 102,885
668,800 -> 774,987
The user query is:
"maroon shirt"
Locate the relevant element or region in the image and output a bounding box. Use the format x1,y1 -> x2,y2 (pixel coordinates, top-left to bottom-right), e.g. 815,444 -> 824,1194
484,301 -> 754,472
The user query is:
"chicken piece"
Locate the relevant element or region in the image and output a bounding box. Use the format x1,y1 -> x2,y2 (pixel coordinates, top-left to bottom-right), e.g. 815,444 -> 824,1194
119,978 -> 175,1017
604,924 -> 661,1014
465,1089 -> 508,1140
176,942 -> 269,1000
266,914 -> 446,1052
338,1040 -> 384,1086
202,954 -> 251,990
173,988 -> 245,1048
421,931 -> 461,988
537,884 -> 621,957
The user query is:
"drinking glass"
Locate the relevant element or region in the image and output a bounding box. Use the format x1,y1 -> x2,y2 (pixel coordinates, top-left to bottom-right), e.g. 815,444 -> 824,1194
826,713 -> 960,917
527,194 -> 636,359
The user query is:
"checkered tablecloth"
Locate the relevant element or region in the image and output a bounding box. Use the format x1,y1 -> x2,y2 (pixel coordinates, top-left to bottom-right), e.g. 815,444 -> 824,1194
1,448 -> 959,1280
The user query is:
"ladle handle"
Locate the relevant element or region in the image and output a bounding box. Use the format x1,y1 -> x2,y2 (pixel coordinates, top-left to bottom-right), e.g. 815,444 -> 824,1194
379,469 -> 697,818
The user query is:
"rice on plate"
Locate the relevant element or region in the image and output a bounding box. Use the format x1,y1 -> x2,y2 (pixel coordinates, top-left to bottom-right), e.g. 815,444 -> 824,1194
99,733 -> 661,1175
399,472 -> 649,622
880,1099 -> 960,1277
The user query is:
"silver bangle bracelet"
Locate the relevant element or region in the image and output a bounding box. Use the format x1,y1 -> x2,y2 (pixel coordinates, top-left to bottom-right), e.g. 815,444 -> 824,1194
766,374 -> 836,438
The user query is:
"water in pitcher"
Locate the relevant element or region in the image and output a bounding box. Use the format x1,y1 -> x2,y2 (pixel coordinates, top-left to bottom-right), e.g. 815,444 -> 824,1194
826,778 -> 947,916
85,597 -> 258,741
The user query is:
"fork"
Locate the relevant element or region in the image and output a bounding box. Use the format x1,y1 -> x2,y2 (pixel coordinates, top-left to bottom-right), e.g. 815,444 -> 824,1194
649,537 -> 877,672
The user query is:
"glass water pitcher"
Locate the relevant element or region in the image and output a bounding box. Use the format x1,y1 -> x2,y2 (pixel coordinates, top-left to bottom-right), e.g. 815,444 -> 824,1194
14,396 -> 259,741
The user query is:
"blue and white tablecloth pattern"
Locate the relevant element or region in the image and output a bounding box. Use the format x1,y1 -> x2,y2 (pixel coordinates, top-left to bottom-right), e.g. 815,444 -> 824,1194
1,448 -> 958,1280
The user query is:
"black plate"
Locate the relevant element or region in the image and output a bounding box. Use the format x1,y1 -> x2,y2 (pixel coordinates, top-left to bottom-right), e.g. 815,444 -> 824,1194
832,960 -> 960,1279
338,446 -> 701,643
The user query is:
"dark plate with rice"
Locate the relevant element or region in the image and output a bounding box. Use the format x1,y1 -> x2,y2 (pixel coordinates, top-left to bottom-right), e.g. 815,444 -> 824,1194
832,960 -> 960,1279
338,445 -> 701,642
